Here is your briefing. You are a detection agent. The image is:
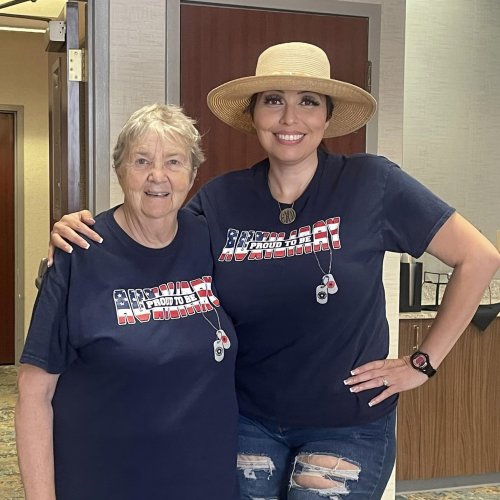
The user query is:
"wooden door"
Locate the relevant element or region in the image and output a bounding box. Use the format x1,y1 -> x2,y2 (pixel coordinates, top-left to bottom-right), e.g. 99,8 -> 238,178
180,4 -> 370,195
48,1 -> 87,228
0,112 -> 15,365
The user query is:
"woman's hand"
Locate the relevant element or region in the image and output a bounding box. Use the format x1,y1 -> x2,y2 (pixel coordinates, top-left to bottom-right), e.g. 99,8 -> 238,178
48,210 -> 102,266
343,357 -> 428,407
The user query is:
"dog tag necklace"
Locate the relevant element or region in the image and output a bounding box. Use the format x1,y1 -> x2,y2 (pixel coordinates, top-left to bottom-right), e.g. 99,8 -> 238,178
313,246 -> 338,304
199,294 -> 231,362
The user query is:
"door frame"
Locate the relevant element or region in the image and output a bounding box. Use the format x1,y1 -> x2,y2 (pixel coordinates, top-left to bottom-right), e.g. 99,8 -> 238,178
3,1 -> 110,364
86,0 -> 111,214
49,0 -> 111,220
0,104 -> 25,364
166,0 -> 381,154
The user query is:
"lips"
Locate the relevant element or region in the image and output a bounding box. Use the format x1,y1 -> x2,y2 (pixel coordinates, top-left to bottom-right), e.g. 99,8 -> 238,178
145,191 -> 169,197
275,133 -> 305,142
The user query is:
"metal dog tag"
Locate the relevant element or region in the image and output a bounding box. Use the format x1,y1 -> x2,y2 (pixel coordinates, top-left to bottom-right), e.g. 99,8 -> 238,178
322,273 -> 338,294
213,339 -> 225,362
316,284 -> 328,304
217,329 -> 231,349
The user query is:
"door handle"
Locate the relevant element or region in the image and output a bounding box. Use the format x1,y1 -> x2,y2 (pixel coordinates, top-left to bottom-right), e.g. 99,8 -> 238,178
412,324 -> 420,351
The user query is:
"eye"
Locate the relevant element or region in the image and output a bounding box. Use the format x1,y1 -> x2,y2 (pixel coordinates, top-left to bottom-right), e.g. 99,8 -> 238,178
300,95 -> 321,107
134,157 -> 150,168
166,158 -> 186,171
262,94 -> 283,106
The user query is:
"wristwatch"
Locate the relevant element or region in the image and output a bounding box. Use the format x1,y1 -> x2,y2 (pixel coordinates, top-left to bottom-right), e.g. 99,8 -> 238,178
410,350 -> 437,378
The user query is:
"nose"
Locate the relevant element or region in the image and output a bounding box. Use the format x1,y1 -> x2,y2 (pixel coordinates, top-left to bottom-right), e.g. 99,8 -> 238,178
147,160 -> 168,182
279,104 -> 298,125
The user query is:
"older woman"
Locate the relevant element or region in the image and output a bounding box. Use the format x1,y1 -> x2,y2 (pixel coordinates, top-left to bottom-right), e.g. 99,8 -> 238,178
15,104 -> 238,500
47,43 -> 500,499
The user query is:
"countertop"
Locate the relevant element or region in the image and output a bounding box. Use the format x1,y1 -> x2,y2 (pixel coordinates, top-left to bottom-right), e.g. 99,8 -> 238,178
400,279 -> 500,320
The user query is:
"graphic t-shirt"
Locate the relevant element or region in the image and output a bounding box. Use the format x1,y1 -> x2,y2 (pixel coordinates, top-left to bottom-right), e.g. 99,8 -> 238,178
21,208 -> 238,500
187,151 -> 454,427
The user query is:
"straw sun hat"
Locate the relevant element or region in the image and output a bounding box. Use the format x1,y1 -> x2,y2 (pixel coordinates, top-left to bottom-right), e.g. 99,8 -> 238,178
207,42 -> 377,139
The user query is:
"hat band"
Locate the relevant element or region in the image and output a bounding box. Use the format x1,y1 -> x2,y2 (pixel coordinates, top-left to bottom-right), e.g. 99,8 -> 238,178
259,71 -> 329,78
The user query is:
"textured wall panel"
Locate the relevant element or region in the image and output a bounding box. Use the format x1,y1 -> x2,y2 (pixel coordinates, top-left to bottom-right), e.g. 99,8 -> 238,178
109,0 -> 166,206
404,0 -> 500,276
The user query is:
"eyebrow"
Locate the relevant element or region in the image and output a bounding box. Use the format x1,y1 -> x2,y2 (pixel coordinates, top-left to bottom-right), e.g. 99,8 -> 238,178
132,149 -> 186,158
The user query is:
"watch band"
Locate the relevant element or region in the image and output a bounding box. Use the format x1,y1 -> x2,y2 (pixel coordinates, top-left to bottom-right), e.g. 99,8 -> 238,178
410,350 -> 437,378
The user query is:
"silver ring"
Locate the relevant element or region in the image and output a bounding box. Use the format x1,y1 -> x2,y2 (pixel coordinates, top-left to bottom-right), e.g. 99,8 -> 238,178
382,377 -> 389,387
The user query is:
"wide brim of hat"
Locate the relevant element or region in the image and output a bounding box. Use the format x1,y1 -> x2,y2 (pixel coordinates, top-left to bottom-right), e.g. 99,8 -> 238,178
207,75 -> 377,138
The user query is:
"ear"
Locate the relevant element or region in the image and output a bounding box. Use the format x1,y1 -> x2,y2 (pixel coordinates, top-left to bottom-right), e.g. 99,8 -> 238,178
188,168 -> 197,189
114,165 -> 123,181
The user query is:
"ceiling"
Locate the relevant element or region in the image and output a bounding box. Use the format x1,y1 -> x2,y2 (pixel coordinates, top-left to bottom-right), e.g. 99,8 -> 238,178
0,0 -> 66,31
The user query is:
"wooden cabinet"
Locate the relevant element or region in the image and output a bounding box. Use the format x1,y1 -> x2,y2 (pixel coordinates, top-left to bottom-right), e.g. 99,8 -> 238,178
396,318 -> 500,480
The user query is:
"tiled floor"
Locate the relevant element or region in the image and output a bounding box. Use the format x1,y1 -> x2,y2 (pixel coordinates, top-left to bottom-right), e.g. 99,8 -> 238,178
396,488 -> 500,499
1,365 -> 499,500
0,366 -> 23,499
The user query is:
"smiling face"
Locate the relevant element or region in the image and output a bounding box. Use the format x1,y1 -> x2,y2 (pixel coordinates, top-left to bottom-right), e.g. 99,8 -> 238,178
252,90 -> 330,168
116,130 -> 195,223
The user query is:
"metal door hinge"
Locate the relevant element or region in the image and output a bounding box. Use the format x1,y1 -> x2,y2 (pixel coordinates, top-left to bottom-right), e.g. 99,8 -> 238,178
68,49 -> 87,82
366,60 -> 372,93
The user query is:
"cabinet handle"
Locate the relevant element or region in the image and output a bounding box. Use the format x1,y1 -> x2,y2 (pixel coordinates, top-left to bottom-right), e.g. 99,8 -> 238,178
412,324 -> 420,351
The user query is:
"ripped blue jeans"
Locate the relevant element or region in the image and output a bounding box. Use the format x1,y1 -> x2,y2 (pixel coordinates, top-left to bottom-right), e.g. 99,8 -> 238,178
237,410 -> 396,500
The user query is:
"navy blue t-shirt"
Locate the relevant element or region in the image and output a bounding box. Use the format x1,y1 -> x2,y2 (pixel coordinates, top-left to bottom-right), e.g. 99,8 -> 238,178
187,151 -> 454,427
21,208 -> 238,500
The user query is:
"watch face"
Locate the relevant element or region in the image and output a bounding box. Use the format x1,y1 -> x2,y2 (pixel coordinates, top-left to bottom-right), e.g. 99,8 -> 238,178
413,353 -> 427,368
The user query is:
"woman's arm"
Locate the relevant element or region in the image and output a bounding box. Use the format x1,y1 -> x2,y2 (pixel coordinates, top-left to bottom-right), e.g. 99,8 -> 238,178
345,212 -> 500,404
48,189 -> 208,266
414,212 -> 500,365
15,364 -> 60,500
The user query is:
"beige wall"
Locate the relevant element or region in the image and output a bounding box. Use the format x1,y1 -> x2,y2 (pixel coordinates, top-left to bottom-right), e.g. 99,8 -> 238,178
404,0 -> 500,277
0,31 -> 50,336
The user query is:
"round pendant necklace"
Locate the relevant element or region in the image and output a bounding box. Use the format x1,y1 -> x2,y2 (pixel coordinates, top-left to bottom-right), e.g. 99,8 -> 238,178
278,202 -> 296,225
268,166 -> 317,225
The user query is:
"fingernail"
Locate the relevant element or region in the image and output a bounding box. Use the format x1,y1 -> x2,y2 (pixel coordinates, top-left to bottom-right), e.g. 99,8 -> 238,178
84,242 -> 90,249
349,387 -> 359,393
85,218 -> 96,224
368,401 -> 375,407
67,246 -> 73,254
343,379 -> 350,385
47,261 -> 52,268
97,237 -> 103,243
350,369 -> 357,375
